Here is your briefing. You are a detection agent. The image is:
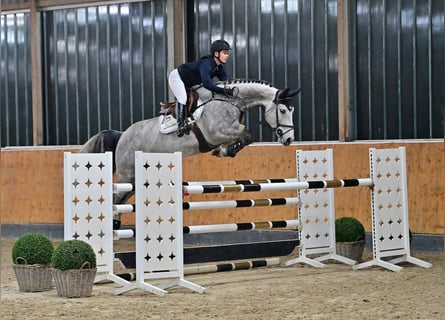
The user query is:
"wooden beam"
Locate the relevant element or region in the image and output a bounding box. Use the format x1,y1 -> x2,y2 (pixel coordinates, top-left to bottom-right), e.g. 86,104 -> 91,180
1,0 -> 146,13
166,0 -> 185,100
30,0 -> 44,145
1,3 -> 30,13
337,0 -> 351,142
172,0 -> 185,67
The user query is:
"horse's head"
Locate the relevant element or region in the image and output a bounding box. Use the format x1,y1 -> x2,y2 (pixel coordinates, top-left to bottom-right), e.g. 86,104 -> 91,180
265,87 -> 301,146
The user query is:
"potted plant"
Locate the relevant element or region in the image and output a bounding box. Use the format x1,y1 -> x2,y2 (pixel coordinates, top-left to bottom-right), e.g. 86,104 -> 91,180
11,232 -> 54,292
51,240 -> 97,298
335,217 -> 366,262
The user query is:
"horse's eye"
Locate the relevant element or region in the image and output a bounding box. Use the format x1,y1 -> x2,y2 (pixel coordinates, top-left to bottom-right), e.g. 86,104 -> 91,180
280,108 -> 286,114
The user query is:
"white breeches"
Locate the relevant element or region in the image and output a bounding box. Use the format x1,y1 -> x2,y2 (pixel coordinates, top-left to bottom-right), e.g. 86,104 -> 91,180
168,69 -> 187,105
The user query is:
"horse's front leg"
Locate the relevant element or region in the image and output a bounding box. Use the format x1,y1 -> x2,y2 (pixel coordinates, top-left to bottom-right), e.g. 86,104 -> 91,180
212,131 -> 252,157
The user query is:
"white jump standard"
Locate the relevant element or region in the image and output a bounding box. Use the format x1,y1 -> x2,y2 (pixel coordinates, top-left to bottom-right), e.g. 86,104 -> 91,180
285,148 -> 431,271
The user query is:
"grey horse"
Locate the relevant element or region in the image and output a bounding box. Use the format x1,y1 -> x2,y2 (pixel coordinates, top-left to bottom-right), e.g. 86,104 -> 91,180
80,79 -> 300,228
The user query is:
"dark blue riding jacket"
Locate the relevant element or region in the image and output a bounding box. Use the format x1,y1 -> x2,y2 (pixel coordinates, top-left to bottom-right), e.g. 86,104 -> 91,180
177,55 -> 228,94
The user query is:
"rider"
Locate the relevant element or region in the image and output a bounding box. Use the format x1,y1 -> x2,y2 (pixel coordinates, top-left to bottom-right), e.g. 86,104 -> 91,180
168,39 -> 234,137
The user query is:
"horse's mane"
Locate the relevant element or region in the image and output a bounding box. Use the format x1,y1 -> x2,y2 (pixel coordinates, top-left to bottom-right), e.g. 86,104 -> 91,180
216,79 -> 275,88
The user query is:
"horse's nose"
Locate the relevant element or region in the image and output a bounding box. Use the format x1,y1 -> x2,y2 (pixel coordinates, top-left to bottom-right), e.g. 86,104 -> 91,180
284,137 -> 291,146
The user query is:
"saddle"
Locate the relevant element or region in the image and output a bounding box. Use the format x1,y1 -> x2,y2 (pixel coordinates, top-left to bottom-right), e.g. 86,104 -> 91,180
160,89 -> 200,118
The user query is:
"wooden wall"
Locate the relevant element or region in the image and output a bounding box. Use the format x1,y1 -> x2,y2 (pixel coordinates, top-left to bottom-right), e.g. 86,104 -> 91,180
1,141 -> 443,235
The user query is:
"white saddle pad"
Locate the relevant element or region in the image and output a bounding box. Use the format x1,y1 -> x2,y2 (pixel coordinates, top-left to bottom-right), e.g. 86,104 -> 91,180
159,102 -> 204,134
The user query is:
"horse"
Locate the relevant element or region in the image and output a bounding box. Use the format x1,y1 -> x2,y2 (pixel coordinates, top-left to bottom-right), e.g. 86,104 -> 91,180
79,79 -> 300,228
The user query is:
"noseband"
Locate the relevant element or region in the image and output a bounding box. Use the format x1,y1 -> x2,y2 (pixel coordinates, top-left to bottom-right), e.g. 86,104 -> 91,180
265,103 -> 294,139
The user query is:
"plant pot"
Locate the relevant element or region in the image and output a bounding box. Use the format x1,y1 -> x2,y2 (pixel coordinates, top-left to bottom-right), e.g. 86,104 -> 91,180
12,259 -> 53,292
52,267 -> 96,298
336,240 -> 366,262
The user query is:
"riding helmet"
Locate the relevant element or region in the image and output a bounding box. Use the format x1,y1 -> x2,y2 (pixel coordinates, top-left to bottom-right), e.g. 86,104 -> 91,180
211,40 -> 232,54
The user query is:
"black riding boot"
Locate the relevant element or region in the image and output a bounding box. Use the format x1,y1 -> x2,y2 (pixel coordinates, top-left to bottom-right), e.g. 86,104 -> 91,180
176,102 -> 190,137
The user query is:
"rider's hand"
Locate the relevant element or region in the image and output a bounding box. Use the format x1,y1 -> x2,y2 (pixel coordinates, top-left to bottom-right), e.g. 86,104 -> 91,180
224,87 -> 235,97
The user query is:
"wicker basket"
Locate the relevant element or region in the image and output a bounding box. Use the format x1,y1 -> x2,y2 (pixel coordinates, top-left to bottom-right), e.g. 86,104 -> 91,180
336,240 -> 366,262
12,258 -> 53,292
52,264 -> 96,298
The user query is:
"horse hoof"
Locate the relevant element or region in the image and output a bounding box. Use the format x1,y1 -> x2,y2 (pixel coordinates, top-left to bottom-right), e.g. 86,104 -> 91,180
211,148 -> 224,157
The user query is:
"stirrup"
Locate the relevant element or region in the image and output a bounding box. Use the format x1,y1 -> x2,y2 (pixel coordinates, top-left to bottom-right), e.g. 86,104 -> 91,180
177,124 -> 190,137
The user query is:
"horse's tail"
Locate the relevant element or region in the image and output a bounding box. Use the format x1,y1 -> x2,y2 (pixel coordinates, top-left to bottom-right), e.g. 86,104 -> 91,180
79,129 -> 123,171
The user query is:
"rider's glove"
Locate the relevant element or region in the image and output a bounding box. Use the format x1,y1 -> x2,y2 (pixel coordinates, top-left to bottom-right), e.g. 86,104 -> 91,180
224,87 -> 235,97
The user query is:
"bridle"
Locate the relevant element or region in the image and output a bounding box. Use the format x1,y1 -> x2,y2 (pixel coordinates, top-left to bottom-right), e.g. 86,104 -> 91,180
265,102 -> 295,139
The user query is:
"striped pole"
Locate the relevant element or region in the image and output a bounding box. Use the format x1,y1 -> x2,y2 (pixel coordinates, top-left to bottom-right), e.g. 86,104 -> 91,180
183,219 -> 300,234
114,220 -> 299,238
183,178 -> 373,194
183,178 -> 302,186
184,258 -> 281,275
113,258 -> 281,279
183,197 -> 301,210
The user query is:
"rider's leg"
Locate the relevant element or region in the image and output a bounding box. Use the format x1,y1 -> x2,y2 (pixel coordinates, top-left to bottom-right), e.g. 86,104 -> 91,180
168,70 -> 189,136
175,102 -> 190,137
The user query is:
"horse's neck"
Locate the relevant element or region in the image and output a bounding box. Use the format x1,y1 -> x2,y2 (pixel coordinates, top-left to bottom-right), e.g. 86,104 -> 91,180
234,83 -> 277,109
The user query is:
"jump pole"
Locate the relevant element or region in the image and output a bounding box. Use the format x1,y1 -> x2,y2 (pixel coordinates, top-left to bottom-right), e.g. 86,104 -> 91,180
184,258 -> 281,275
183,197 -> 301,210
113,220 -> 300,239
183,179 -> 372,194
183,219 -> 300,234
108,257 -> 281,280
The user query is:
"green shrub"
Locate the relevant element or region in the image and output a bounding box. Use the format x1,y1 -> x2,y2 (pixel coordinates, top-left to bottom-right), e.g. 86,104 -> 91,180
12,232 -> 54,265
335,217 -> 366,242
51,240 -> 96,271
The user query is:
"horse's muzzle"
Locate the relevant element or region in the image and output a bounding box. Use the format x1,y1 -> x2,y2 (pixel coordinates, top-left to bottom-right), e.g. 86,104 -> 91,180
283,137 -> 292,146
276,127 -> 293,146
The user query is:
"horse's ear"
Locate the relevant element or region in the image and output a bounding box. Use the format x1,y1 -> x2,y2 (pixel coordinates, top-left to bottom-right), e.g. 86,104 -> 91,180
276,87 -> 301,102
275,87 -> 290,102
280,87 -> 291,98
288,87 -> 301,97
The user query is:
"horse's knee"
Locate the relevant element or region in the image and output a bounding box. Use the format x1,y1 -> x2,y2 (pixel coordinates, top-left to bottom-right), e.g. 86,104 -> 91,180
211,137 -> 247,158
